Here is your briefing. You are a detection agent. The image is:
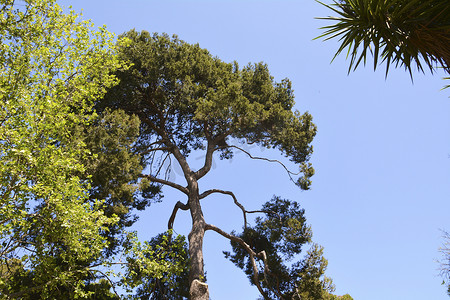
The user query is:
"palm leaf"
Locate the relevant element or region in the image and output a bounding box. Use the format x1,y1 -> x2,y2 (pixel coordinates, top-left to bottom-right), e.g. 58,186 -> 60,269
316,0 -> 450,78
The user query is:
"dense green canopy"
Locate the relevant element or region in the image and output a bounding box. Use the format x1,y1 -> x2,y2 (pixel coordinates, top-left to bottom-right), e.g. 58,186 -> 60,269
100,30 -> 316,189
0,0 -> 120,296
98,30 -> 318,299
0,1 -> 183,298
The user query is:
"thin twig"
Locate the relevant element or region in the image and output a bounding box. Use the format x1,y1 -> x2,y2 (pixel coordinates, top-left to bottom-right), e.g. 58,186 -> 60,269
225,145 -> 300,183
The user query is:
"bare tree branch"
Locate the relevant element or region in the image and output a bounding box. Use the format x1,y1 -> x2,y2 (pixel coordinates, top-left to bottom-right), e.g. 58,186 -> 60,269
131,108 -> 194,182
199,189 -> 248,228
226,145 -> 300,183
168,201 -> 190,232
204,223 -> 270,300
139,174 -> 188,195
199,189 -> 279,228
194,141 -> 215,180
155,152 -> 171,178
195,128 -> 233,180
138,147 -> 171,156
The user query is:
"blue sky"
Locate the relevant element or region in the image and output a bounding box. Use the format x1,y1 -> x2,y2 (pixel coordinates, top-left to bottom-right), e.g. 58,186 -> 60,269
58,1 -> 450,299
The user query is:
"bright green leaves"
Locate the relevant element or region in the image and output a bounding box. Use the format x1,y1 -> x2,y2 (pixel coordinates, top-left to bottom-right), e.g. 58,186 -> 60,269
0,0 -> 122,297
0,3 -> 172,298
120,232 -> 190,299
316,0 -> 450,78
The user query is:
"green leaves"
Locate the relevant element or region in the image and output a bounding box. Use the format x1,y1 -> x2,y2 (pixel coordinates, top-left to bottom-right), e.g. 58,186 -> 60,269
0,0 -> 123,297
316,0 -> 450,78
119,232 -> 189,299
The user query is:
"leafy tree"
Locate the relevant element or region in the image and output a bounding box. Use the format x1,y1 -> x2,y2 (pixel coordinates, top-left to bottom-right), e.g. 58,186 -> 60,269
0,1 -> 180,298
131,233 -> 190,300
76,108 -> 162,255
99,29 -> 317,299
0,0 -> 120,296
316,0 -> 450,80
225,197 -> 352,300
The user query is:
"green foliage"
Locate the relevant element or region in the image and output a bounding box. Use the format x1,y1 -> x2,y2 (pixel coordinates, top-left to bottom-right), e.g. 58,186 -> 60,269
0,0 -> 175,298
100,30 -> 316,189
118,231 -> 188,299
130,233 -> 189,299
76,108 -> 162,254
0,0 -> 120,296
224,197 -> 350,300
317,0 -> 450,79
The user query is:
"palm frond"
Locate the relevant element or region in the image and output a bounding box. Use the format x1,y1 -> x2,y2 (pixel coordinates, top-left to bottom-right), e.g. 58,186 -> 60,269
316,0 -> 450,77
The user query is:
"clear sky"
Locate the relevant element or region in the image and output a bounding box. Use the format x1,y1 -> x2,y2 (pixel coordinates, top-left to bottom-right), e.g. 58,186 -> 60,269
58,1 -> 450,299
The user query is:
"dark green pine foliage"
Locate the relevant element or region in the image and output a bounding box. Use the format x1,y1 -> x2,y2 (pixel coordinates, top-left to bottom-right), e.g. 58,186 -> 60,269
97,30 -> 317,299
224,197 -> 341,300
98,30 -> 316,189
77,108 -> 162,254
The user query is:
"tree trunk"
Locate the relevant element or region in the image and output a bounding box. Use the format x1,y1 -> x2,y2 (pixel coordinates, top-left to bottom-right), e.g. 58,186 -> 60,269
187,176 -> 209,300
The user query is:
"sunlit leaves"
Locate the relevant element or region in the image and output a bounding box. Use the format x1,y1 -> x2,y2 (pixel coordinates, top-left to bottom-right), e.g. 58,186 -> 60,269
0,0 -> 122,297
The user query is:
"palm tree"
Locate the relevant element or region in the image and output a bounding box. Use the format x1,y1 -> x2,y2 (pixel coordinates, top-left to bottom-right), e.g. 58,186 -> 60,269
316,0 -> 450,80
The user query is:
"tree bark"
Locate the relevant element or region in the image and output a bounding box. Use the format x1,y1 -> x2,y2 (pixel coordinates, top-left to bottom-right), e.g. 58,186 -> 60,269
161,139 -> 212,299
186,175 -> 209,300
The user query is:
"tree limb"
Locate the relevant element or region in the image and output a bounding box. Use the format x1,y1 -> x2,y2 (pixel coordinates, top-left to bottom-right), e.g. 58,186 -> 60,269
168,201 -> 190,233
195,128 -> 234,180
138,147 -> 171,156
194,141 -> 215,180
199,189 -> 273,228
204,223 -> 270,300
257,250 -> 285,299
131,109 -> 193,181
226,145 -> 300,183
155,152 -> 171,178
139,174 -> 188,195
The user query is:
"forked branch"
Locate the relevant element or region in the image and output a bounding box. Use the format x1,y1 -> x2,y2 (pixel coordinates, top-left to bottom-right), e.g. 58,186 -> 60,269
199,189 -> 281,228
195,128 -> 233,180
204,223 -> 270,300
168,201 -> 190,233
195,141 -> 215,180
